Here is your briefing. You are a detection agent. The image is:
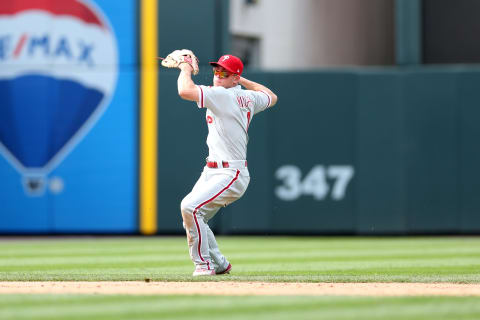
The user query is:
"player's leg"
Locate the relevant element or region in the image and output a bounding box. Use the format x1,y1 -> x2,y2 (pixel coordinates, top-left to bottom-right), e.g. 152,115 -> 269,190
180,169 -> 215,274
204,223 -> 230,273
201,169 -> 249,274
180,169 -> 234,274
184,208 -> 215,274
181,168 -> 249,275
181,170 -> 236,272
180,204 -> 214,274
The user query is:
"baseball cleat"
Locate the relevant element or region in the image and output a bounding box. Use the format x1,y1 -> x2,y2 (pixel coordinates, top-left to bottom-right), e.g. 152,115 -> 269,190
192,268 -> 216,277
216,263 -> 232,275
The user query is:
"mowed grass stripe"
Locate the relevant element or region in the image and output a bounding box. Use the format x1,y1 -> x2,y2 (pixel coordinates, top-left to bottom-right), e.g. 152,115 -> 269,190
0,236 -> 480,282
1,237 -> 477,256
219,236 -> 479,248
0,256 -> 188,268
2,246 -> 478,260
1,295 -> 480,320
0,240 -> 186,257
2,237 -> 478,257
2,249 -> 478,266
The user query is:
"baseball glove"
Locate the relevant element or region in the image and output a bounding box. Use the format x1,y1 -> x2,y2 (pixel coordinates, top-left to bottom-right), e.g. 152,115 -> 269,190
159,49 -> 199,75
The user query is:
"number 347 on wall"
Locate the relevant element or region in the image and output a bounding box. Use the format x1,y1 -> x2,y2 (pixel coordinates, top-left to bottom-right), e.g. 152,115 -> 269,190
275,165 -> 354,201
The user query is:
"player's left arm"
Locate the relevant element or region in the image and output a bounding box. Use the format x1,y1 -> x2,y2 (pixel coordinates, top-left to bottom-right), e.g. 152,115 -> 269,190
177,64 -> 199,102
239,77 -> 278,107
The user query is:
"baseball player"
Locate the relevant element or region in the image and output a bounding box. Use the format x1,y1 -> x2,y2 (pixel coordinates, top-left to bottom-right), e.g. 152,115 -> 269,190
161,50 -> 278,276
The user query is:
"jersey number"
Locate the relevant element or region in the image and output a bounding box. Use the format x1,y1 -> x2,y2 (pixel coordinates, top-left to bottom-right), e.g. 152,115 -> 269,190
246,111 -> 251,131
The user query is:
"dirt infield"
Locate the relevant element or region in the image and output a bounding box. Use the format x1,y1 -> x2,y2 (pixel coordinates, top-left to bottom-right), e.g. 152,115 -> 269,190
1,282 -> 480,296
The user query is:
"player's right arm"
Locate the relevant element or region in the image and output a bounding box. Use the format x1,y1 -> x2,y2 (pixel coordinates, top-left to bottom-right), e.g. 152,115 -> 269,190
177,63 -> 199,102
239,77 -> 278,107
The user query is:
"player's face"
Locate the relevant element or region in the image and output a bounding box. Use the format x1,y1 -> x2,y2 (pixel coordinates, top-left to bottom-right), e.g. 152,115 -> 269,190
213,67 -> 238,88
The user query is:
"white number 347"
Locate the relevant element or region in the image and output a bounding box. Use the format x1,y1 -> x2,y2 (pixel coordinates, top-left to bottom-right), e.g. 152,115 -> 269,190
275,165 -> 354,201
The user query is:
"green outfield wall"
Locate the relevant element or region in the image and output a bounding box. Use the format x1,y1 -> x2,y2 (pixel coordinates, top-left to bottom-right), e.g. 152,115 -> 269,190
156,67 -> 480,234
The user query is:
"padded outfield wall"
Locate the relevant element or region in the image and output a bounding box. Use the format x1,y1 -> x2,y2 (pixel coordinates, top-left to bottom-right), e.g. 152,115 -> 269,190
156,67 -> 480,235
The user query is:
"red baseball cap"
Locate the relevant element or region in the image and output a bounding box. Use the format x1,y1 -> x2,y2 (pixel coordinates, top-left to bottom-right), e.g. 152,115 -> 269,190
209,55 -> 244,75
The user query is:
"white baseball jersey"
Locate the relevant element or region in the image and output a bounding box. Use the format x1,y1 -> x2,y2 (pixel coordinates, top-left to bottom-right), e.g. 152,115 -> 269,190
196,85 -> 272,161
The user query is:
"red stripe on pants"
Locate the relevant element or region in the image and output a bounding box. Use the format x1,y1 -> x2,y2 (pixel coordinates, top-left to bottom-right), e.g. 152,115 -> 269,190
191,170 -> 240,269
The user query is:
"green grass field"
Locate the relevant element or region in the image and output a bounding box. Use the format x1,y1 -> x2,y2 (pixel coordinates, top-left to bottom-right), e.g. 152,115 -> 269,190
1,236 -> 480,319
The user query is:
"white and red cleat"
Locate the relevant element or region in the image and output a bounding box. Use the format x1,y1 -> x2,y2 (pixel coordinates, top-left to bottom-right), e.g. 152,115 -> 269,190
216,263 -> 232,275
192,268 -> 216,277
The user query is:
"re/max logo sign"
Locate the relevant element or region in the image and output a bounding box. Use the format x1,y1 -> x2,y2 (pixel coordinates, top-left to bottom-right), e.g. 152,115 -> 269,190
0,34 -> 95,66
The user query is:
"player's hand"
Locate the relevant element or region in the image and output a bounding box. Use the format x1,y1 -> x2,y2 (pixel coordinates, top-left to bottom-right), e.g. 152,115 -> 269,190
179,62 -> 194,73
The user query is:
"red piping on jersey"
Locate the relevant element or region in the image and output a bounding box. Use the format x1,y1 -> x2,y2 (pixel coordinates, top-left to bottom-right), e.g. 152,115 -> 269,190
199,86 -> 204,108
259,90 -> 271,107
191,169 -> 240,269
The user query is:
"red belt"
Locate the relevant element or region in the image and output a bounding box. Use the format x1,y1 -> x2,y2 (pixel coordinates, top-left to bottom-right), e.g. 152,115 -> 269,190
206,161 -> 247,169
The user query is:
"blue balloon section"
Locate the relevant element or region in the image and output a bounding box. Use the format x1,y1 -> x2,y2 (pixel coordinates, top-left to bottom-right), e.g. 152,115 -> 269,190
0,0 -> 137,233
0,75 -> 103,168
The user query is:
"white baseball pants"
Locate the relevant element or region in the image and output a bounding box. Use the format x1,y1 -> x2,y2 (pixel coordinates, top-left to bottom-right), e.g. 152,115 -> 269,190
180,164 -> 249,272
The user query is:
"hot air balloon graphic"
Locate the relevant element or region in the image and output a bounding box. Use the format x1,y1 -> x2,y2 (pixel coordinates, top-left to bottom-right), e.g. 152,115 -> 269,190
0,0 -> 118,195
